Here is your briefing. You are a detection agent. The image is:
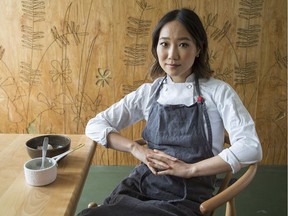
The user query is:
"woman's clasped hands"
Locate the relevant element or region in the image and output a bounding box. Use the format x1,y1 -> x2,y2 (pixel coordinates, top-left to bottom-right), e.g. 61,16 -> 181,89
146,149 -> 192,178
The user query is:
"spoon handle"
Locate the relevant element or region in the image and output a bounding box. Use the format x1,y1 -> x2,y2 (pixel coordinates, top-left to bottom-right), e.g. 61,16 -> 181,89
41,137 -> 49,169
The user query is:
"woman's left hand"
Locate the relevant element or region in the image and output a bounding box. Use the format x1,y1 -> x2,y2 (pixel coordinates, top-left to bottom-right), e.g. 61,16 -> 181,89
146,149 -> 192,178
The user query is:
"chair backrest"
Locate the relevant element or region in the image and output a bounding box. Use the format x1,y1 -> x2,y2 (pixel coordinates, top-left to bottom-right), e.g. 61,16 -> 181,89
199,135 -> 258,216
200,163 -> 257,216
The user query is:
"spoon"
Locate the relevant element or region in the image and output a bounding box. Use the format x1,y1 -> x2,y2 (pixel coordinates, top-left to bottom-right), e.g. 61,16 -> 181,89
40,137 -> 49,169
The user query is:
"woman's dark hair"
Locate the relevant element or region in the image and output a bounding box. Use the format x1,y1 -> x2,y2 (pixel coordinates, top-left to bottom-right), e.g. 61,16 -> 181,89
150,8 -> 213,80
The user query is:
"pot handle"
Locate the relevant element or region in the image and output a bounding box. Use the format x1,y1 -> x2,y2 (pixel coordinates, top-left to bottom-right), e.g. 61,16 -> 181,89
52,143 -> 85,162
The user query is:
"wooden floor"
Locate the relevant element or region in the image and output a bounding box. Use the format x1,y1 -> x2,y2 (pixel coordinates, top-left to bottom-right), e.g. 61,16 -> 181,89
76,165 -> 287,216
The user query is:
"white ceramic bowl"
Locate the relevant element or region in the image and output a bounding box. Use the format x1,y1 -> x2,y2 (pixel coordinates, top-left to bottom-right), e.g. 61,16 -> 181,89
24,157 -> 57,186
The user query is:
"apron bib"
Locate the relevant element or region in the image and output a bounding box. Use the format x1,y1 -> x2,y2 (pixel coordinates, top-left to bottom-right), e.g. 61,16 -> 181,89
139,76 -> 215,203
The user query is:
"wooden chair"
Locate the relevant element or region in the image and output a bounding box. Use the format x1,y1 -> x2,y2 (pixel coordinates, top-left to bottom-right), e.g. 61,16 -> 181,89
200,163 -> 257,216
89,137 -> 257,216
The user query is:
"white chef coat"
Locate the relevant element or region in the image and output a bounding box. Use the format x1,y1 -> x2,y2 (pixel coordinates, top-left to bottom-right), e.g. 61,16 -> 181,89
86,74 -> 262,173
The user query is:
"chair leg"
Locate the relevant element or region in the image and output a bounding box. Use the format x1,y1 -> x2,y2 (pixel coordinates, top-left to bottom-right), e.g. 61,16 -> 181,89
225,199 -> 236,216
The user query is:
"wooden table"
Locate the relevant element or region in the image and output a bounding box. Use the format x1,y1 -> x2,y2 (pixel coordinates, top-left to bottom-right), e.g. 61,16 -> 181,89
0,134 -> 96,216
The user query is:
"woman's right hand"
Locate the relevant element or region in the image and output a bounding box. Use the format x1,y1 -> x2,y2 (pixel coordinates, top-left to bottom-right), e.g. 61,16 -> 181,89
130,144 -> 170,174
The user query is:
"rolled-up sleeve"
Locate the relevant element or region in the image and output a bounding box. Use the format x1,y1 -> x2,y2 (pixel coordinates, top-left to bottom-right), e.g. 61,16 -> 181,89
85,114 -> 119,147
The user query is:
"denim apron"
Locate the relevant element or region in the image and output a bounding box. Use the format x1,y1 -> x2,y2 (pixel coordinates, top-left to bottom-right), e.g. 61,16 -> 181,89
139,76 -> 215,207
78,77 -> 215,216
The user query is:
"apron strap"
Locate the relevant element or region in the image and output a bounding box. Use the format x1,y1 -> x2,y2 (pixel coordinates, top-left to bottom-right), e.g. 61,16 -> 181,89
154,75 -> 167,99
195,78 -> 213,148
155,75 -> 213,148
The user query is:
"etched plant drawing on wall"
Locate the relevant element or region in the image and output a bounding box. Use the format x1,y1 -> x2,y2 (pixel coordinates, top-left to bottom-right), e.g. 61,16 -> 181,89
0,0 -> 104,134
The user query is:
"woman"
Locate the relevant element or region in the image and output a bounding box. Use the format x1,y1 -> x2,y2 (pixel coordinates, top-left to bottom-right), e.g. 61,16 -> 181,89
78,8 -> 262,216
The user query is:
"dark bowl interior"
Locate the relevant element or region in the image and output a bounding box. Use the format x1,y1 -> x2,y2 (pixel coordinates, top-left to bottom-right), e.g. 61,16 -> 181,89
26,135 -> 71,159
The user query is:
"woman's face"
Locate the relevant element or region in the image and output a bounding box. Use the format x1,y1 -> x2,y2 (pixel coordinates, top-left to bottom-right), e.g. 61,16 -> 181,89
156,20 -> 199,83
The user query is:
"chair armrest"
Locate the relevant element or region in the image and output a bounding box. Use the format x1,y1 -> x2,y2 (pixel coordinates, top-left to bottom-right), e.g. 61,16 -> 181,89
200,163 -> 257,214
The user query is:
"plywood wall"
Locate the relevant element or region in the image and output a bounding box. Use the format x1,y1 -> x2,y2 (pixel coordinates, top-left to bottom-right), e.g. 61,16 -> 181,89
0,0 -> 286,165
